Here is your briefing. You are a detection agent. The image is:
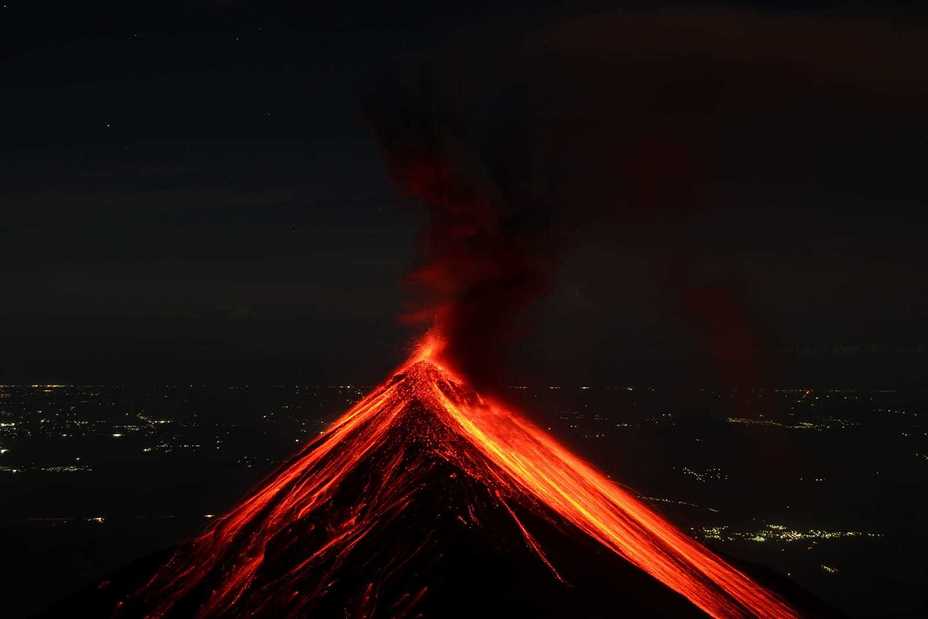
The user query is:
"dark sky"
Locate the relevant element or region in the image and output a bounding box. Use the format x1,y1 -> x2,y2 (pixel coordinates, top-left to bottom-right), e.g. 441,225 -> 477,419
1,1 -> 926,386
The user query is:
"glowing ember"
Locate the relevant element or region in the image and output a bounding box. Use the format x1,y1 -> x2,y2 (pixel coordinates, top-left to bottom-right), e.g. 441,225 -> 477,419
136,333 -> 794,618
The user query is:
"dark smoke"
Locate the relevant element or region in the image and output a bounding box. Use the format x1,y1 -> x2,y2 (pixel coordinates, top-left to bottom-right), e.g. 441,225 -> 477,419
362,63 -> 560,389
364,11 -> 927,390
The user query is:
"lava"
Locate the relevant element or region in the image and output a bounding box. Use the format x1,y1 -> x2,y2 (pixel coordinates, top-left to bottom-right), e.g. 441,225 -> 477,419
136,333 -> 795,618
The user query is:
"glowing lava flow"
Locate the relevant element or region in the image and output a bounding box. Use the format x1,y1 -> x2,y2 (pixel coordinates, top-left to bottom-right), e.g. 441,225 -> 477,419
139,335 -> 795,618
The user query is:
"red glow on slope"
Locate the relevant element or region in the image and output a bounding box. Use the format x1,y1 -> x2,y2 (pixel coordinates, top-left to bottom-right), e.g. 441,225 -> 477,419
139,333 -> 795,618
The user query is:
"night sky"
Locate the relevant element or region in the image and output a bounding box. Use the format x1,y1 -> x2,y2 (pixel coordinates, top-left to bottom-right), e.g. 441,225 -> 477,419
2,1 -> 926,387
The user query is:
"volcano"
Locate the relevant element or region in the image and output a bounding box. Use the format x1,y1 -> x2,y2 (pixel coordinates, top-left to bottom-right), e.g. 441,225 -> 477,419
75,335 -> 800,619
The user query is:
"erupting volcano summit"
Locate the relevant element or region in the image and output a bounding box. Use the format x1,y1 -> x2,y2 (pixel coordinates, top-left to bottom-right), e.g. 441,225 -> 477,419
119,335 -> 797,618
73,15 -> 892,617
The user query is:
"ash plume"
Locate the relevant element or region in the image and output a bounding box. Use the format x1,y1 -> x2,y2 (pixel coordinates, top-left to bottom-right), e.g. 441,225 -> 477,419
364,11 -> 927,390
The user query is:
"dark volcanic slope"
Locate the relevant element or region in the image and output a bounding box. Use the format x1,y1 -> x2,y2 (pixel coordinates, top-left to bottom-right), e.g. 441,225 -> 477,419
41,400 -> 702,618
38,360 -> 834,618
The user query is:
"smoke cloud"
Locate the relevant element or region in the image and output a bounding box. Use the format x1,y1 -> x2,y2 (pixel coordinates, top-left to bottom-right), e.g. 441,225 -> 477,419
364,11 -> 927,389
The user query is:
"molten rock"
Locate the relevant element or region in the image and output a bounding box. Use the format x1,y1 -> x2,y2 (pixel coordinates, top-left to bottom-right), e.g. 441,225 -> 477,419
95,338 -> 799,618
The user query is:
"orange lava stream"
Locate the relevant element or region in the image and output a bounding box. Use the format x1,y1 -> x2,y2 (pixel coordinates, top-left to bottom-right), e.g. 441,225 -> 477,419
140,334 -> 795,618
424,356 -> 795,618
